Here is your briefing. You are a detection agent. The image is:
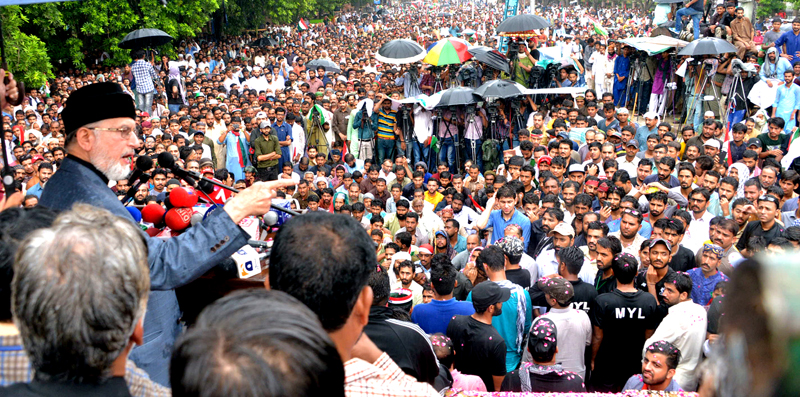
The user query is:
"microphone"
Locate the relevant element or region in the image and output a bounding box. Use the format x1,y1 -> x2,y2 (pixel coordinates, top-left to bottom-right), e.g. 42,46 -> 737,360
141,203 -> 166,225
164,207 -> 193,231
158,152 -> 301,217
168,186 -> 199,208
121,155 -> 154,206
157,152 -> 196,187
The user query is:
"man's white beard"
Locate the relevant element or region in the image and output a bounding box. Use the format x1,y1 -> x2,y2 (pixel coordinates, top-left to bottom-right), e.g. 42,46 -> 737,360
90,151 -> 129,181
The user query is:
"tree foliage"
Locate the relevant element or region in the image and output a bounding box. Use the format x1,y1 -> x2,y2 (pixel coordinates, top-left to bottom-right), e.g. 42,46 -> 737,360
0,6 -> 55,88
223,0 -> 347,36
8,0 -> 222,74
756,0 -> 785,19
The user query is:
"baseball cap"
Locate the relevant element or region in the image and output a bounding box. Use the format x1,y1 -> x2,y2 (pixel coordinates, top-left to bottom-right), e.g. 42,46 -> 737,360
496,236 -> 524,258
649,238 -> 672,251
472,281 -> 511,310
418,244 -> 434,255
537,277 -> 574,306
704,140 -> 721,149
259,121 -> 271,129
193,130 -> 205,136
256,111 -> 267,118
568,164 -> 585,174
552,222 -> 575,237
609,130 -> 622,138
747,138 -> 762,148
626,139 -> 639,149
537,155 -> 553,166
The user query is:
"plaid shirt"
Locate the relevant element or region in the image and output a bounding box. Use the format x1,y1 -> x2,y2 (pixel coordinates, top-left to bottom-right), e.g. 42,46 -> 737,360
344,353 -> 440,397
0,333 -> 170,397
131,59 -> 158,94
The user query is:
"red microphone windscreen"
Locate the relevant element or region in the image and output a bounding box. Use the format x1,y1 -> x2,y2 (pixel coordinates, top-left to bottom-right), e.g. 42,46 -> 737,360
145,227 -> 162,237
141,204 -> 166,224
169,187 -> 199,208
165,207 -> 193,231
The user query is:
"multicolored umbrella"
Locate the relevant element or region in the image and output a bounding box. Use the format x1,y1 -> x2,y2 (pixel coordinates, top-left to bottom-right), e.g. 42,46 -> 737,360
422,37 -> 472,66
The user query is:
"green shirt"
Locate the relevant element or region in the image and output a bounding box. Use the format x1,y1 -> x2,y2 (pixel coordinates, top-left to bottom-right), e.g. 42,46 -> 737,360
253,132 -> 280,168
512,57 -> 534,86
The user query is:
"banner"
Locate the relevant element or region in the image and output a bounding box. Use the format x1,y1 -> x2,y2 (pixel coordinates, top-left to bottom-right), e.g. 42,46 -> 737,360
498,0 -> 519,53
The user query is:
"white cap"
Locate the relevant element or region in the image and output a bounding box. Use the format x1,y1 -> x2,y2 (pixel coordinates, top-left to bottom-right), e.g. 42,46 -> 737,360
643,111 -> 658,120
553,222 -> 575,237
704,139 -> 721,149
704,110 -> 715,118
568,164 -> 585,174
256,111 -> 267,118
616,107 -> 629,115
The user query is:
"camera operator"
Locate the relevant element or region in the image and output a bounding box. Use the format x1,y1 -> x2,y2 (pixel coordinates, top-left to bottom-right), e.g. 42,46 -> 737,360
508,40 -> 536,87
681,55 -> 723,130
717,53 -> 759,128
395,63 -> 423,98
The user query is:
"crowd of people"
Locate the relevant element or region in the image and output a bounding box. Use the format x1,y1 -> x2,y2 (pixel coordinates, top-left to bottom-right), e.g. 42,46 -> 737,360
0,0 -> 797,396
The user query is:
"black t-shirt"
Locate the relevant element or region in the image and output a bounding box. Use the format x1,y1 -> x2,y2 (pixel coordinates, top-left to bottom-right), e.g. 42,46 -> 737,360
590,289 -> 658,392
506,268 -> 531,289
594,272 -> 617,296
166,78 -> 183,105
500,365 -> 587,392
446,315 -> 507,392
707,296 -> 724,334
668,246 -> 697,273
735,220 -> 785,251
529,279 -> 598,314
635,266 -> 677,328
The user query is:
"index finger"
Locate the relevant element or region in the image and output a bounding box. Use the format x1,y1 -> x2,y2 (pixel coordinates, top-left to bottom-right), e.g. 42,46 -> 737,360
256,179 -> 297,191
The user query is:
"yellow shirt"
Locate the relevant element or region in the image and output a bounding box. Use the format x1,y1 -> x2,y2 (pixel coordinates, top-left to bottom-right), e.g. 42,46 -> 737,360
424,191 -> 444,208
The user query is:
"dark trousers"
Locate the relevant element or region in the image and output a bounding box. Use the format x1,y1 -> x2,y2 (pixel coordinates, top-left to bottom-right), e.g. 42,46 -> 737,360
257,165 -> 278,181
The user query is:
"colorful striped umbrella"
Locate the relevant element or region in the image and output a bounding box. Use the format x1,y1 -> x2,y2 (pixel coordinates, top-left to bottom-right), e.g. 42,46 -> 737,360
422,37 -> 472,66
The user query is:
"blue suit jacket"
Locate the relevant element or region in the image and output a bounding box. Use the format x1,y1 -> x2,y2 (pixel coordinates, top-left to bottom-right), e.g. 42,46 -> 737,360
40,157 -> 249,385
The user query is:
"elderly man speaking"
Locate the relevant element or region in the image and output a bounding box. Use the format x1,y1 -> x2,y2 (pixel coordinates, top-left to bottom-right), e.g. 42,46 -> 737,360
39,82 -> 294,385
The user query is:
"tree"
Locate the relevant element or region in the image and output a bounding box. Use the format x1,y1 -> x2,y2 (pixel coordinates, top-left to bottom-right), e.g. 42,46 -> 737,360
15,0 -> 220,73
223,0 -> 347,36
0,6 -> 55,88
756,0 -> 785,19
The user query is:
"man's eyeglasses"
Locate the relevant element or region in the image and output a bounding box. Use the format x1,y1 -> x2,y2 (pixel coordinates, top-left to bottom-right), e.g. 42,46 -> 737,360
92,126 -> 135,139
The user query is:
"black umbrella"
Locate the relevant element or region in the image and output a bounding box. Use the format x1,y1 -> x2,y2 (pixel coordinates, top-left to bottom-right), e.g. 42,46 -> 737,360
249,37 -> 278,47
473,79 -> 526,99
119,28 -> 173,49
436,87 -> 476,107
375,39 -> 426,64
677,37 -> 737,56
467,46 -> 510,73
306,59 -> 341,73
376,8 -> 389,15
496,14 -> 551,34
438,12 -> 452,17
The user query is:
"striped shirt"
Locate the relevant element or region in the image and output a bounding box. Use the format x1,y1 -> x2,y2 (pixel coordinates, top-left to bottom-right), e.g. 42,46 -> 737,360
344,353 -> 439,397
376,110 -> 397,140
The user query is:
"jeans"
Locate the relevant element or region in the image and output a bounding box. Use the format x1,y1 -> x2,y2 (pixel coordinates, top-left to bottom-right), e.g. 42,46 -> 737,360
136,91 -> 154,113
168,104 -> 181,114
439,137 -> 456,173
412,140 -> 430,166
675,7 -> 702,40
463,138 -> 483,172
376,138 -> 395,165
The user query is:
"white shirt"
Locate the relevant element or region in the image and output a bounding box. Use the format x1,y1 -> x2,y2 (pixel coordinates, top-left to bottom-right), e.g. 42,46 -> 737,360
683,210 -> 715,253
535,248 -> 560,278
519,253 -> 538,287
578,246 -> 599,285
616,155 -> 640,179
541,308 -> 592,376
643,300 -> 707,391
451,205 -> 480,231
609,231 -> 647,266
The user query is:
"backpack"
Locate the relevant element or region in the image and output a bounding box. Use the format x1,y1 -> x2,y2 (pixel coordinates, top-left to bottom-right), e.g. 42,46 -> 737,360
482,139 -> 500,172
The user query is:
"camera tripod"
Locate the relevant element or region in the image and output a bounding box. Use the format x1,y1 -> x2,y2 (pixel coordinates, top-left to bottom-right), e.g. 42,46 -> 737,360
464,108 -> 480,165
683,62 -> 719,127
306,109 -> 330,158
